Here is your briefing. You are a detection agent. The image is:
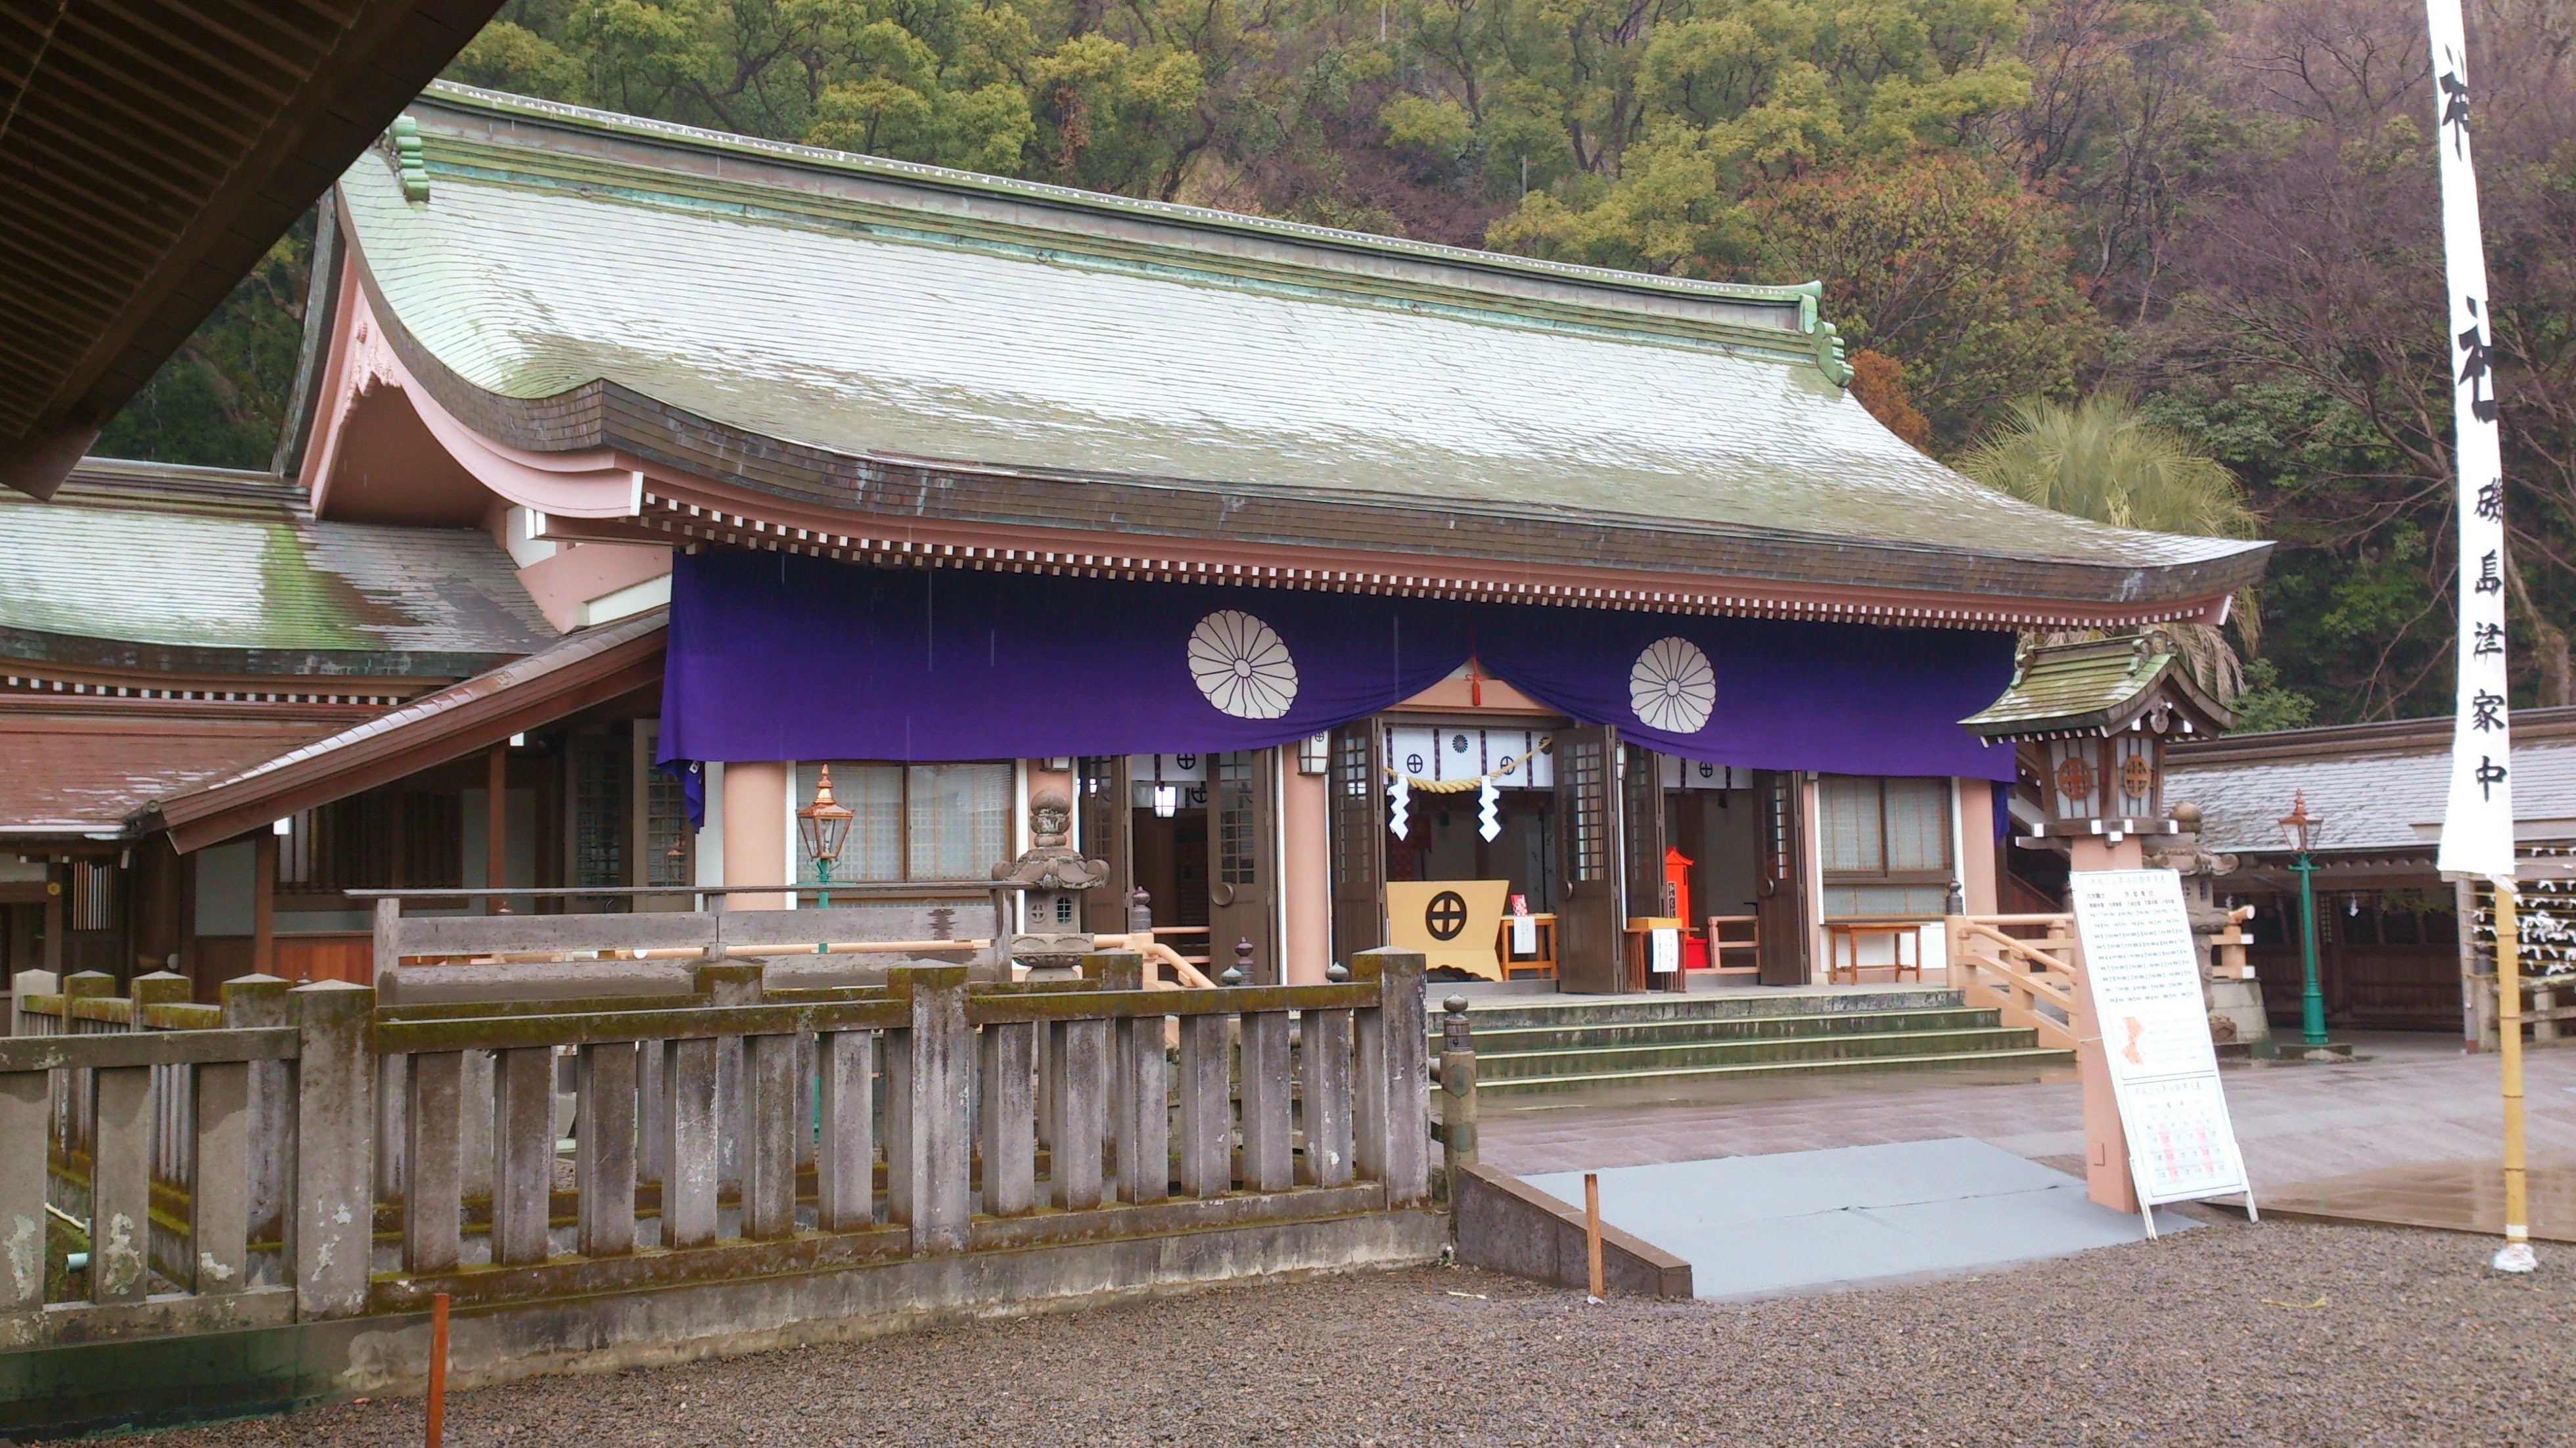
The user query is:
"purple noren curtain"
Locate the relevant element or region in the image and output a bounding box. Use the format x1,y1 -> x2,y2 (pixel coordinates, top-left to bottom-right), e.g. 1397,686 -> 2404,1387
655,551 -> 2019,825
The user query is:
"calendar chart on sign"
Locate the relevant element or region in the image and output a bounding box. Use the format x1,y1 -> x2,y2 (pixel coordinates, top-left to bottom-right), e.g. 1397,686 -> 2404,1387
2069,870 -> 2253,1209
2119,1074 -> 2243,1201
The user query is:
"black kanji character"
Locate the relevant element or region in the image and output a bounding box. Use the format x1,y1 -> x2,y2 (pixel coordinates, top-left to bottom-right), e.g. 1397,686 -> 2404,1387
2477,478 -> 2504,522
2439,54 -> 2472,157
2477,550 -> 2504,595
2476,622 -> 2506,658
2477,755 -> 2509,800
2459,298 -> 2500,424
2474,689 -> 2506,731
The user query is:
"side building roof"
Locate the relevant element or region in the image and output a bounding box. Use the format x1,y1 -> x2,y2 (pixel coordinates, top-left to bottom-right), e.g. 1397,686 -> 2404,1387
2167,708 -> 2576,858
329,84 -> 2270,624
0,458 -> 556,694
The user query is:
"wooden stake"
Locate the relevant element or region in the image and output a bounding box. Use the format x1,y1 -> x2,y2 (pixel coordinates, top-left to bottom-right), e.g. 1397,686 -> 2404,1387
1584,1171 -> 1603,1300
2493,886 -> 2536,1271
427,1292 -> 449,1447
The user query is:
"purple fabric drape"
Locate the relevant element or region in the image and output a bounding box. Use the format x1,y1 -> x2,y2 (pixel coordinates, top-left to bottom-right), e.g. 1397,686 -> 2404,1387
657,548 -> 1472,775
656,552 -> 2018,825
1470,606 -> 2018,783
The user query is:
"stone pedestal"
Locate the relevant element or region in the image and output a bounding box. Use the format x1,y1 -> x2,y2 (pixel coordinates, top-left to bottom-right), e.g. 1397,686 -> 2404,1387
2207,977 -> 2272,1052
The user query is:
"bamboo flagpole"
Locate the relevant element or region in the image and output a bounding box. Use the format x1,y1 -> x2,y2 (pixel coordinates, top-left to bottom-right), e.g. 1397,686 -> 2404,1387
2422,0 -> 2534,1275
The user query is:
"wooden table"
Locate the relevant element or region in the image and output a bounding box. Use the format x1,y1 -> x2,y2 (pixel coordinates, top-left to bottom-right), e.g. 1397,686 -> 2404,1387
1826,920 -> 1923,985
1495,913 -> 1557,980
1623,916 -> 1688,993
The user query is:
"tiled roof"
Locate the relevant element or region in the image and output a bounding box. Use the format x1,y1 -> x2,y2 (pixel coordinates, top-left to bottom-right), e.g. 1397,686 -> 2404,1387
0,712 -> 342,835
0,459 -> 554,673
1960,636 -> 2228,738
175,608 -> 666,801
336,85 -> 2269,604
2168,708 -> 2576,855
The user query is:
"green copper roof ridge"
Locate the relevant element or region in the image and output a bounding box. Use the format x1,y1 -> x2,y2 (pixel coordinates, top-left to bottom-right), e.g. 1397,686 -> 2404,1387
413,147 -> 1827,369
416,82 -> 1828,317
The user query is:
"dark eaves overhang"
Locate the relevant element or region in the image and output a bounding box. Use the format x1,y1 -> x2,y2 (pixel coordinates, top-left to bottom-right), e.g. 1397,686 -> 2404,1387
144,610 -> 666,853
0,623 -> 530,689
0,0 -> 505,502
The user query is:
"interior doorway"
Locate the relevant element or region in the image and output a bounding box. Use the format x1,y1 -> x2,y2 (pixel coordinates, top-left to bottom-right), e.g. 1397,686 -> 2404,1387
1130,807 -> 1209,932
1666,784 -> 1760,949
1385,791 -> 1557,913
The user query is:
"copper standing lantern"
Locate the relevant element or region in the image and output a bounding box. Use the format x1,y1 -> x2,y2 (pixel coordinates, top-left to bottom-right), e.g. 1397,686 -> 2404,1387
798,765 -> 855,907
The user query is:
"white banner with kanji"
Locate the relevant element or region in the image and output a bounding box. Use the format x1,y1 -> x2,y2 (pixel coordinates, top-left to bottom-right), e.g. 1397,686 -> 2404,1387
2428,0 -> 2516,882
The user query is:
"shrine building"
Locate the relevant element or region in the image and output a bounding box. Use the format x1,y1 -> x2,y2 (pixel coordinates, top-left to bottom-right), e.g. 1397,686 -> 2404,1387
0,83 -> 2270,998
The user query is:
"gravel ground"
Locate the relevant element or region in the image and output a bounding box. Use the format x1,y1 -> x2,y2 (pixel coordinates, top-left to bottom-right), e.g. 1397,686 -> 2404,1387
126,1220 -> 2567,1448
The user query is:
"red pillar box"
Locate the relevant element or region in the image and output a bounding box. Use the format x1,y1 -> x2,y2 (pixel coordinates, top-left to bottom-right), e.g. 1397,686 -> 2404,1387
1666,849 -> 1707,970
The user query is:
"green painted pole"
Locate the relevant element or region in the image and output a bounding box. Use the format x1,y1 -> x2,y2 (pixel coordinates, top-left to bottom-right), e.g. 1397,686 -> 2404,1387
2295,849 -> 2328,1047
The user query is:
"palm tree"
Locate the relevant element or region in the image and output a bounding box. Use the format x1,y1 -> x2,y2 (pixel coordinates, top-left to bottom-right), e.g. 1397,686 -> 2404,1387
1958,394 -> 2264,700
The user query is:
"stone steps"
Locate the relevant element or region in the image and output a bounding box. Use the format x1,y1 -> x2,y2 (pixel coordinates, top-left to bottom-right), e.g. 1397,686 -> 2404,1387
1465,1007 -> 2002,1054
1440,986 -> 2072,1098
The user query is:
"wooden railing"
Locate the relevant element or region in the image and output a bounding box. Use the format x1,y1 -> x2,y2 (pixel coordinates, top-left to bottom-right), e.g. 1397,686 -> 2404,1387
3,949 -> 1433,1344
361,884 -> 1021,1005
1943,913 -> 2081,1052
7,968 -> 317,1344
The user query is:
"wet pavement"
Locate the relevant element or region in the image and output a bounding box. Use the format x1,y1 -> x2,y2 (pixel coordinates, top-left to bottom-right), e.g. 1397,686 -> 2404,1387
1480,1028 -> 2576,1190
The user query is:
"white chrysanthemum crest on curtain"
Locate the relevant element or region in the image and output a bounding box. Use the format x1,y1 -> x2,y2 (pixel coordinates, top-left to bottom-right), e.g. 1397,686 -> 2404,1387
1630,636 -> 1716,734
1187,610 -> 1299,720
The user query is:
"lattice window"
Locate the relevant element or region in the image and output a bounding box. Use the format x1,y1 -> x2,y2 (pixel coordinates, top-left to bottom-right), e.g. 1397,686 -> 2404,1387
1216,752 -> 1258,886
796,762 -> 1011,882
1564,736 -> 1609,883
645,762 -> 693,887
1819,775 -> 1952,918
68,860 -> 114,931
570,733 -> 629,893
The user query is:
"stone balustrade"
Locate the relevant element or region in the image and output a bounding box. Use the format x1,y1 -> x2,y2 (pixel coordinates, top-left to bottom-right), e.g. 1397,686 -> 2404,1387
0,941 -> 1435,1372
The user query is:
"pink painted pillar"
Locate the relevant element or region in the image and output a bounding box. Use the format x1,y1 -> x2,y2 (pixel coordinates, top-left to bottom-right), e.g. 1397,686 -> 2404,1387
1282,754 -> 1331,985
724,761 -> 791,911
1955,779 -> 1998,916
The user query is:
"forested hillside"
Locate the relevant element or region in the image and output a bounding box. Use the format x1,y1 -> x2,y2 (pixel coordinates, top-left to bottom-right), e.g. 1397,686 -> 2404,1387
97,0 -> 2575,728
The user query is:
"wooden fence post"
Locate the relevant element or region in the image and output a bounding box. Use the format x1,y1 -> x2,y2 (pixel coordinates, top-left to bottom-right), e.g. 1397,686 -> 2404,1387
220,974 -> 292,1267
698,961 -> 762,1195
1352,948 -> 1429,1207
0,1058 -> 45,1319
814,1028 -> 875,1231
1437,994 -> 1477,1181
7,970 -> 55,1037
291,980 -> 375,1318
1114,994 -> 1168,1206
576,1041 -> 639,1256
893,965 -> 971,1254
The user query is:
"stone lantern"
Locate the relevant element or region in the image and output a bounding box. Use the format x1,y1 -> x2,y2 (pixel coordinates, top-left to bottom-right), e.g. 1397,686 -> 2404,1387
1960,632 -> 2233,871
992,788 -> 1111,979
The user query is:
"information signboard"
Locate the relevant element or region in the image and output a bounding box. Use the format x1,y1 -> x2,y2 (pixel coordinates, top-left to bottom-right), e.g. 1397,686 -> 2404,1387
2068,869 -> 2254,1211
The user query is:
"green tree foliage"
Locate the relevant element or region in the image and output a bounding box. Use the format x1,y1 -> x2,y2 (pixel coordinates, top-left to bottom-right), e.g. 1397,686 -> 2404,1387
1959,392 -> 2255,538
1960,390 -> 2263,699
94,0 -> 2576,732
93,217 -> 315,470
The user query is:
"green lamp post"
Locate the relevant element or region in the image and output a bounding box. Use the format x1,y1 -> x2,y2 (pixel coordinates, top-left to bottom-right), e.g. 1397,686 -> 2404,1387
2279,791 -> 2330,1049
798,765 -> 854,909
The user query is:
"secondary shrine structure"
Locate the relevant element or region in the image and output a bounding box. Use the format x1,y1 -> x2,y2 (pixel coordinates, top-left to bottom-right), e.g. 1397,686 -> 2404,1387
0,83 -> 2270,999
